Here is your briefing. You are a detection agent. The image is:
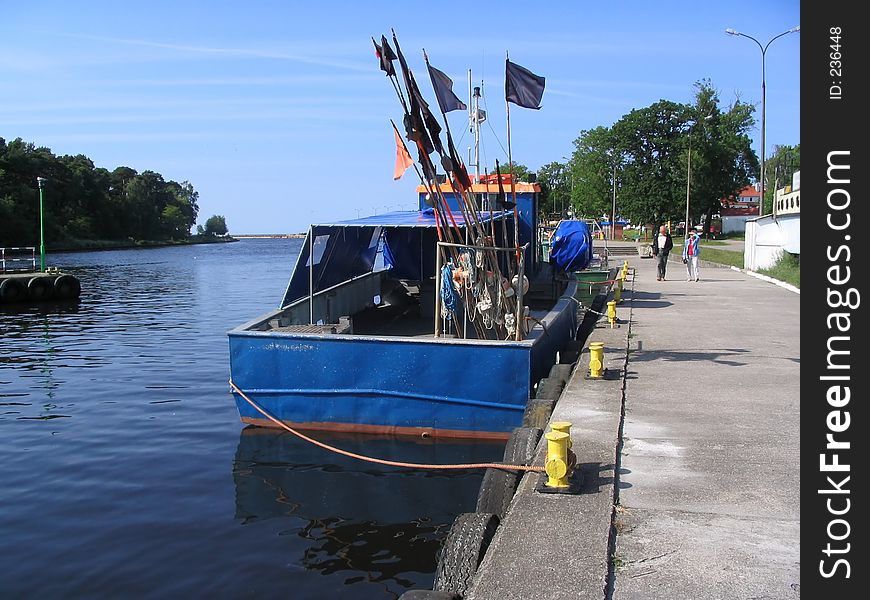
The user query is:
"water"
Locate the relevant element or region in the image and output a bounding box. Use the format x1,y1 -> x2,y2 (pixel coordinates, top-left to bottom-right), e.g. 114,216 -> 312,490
0,239 -> 501,598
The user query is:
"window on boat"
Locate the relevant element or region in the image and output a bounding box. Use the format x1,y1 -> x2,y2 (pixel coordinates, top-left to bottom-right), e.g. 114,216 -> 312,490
306,234 -> 330,266
371,227 -> 391,273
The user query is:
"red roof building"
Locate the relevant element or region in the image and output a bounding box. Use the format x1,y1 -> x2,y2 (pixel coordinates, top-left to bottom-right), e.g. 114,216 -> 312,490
720,185 -> 761,219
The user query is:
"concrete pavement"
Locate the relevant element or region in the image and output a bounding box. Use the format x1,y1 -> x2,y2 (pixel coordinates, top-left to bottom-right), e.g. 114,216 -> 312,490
465,247 -> 800,599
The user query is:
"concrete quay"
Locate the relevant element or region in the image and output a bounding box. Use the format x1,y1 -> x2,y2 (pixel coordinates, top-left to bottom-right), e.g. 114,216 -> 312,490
465,246 -> 801,599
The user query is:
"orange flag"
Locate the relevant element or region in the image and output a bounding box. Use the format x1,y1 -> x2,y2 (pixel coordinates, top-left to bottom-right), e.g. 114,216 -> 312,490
392,120 -> 414,180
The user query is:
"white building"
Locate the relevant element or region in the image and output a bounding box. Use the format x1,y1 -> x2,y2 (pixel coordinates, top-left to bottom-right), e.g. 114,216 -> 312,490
743,171 -> 800,271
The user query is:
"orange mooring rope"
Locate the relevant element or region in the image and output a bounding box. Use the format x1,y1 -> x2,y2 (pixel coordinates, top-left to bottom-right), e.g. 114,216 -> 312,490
229,380 -> 545,473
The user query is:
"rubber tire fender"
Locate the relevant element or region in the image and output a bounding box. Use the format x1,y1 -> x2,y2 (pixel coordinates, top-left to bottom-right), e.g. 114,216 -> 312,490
398,591 -> 459,600
521,398 -> 556,429
503,426 -> 543,466
53,274 -> 81,299
475,426 -> 544,517
475,468 -> 517,518
548,363 -> 574,387
534,377 -> 563,400
433,512 -> 500,597
27,277 -> 53,301
0,278 -> 27,303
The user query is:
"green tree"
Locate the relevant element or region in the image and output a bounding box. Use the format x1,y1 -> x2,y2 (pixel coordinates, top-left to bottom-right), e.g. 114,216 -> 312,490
567,126 -> 617,220
610,99 -> 687,227
681,81 -> 758,233
203,215 -> 228,236
764,144 -> 800,213
536,161 -> 569,218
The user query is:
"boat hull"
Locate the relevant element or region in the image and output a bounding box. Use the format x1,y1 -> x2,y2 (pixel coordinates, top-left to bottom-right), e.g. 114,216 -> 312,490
228,281 -> 578,439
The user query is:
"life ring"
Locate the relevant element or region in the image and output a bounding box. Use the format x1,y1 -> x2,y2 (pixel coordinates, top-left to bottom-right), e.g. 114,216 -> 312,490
0,278 -> 28,303
27,277 -> 53,301
53,274 -> 81,300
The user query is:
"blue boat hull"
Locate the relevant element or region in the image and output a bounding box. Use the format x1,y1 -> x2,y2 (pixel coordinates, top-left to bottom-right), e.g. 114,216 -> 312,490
228,281 -> 578,439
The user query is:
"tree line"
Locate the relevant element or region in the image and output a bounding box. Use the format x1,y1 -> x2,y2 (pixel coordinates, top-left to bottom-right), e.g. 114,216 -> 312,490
0,137 -> 226,248
533,80 -> 799,232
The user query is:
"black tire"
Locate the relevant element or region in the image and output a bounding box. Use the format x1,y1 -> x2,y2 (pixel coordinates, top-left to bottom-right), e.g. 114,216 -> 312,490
563,339 -> 583,353
27,277 -> 53,301
399,590 -> 459,599
475,468 -> 518,518
503,426 -> 543,465
521,398 -> 556,429
559,349 -> 580,365
433,512 -> 500,596
548,363 -> 573,386
0,278 -> 27,303
53,274 -> 81,300
534,377 -> 563,400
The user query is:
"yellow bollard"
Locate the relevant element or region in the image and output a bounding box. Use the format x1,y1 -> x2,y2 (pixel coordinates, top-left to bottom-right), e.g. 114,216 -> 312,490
550,421 -> 572,446
589,341 -> 604,378
607,300 -> 617,327
550,421 -> 577,472
544,430 -> 571,488
614,274 -> 623,304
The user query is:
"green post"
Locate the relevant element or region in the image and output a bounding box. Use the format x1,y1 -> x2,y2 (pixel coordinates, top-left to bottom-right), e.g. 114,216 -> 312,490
37,177 -> 46,272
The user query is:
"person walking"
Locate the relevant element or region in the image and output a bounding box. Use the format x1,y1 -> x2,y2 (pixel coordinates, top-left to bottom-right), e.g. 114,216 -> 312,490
651,225 -> 673,281
682,229 -> 701,281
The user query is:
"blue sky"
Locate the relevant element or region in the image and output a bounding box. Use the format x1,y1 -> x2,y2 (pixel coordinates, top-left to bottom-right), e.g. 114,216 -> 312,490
1,1 -> 800,234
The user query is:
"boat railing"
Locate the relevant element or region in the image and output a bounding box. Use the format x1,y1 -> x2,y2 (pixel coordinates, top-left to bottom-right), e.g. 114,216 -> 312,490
435,241 -> 528,342
1,247 -> 37,273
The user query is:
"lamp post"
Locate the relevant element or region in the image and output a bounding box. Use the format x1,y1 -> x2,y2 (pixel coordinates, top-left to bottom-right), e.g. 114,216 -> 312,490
611,161 -> 617,241
36,177 -> 47,272
726,25 -> 800,217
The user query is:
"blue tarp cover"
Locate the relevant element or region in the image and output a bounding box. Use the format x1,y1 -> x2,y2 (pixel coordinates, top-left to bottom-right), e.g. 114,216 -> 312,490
549,220 -> 593,272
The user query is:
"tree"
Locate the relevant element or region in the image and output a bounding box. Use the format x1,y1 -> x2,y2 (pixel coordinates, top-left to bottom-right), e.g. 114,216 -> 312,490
764,144 -> 800,214
567,126 -> 617,220
203,215 -> 228,236
536,161 -> 569,218
610,100 -> 687,226
681,81 -> 758,234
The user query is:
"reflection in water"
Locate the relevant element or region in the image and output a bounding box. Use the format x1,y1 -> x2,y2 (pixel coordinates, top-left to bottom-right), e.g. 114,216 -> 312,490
1,240 -> 509,598
233,426 -> 503,593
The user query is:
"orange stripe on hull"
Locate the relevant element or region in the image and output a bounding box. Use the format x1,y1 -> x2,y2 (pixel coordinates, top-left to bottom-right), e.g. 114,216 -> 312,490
241,417 -> 512,441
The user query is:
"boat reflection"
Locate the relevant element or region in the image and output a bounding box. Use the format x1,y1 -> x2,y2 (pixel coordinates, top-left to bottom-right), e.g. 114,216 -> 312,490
232,426 -> 504,588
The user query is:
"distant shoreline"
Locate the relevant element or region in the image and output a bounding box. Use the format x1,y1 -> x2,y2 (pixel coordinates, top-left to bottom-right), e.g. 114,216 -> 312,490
233,233 -> 306,239
47,235 -> 239,254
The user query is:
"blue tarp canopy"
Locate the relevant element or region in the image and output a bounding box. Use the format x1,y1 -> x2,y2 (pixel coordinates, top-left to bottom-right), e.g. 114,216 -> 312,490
549,220 -> 594,272
281,210 -> 512,307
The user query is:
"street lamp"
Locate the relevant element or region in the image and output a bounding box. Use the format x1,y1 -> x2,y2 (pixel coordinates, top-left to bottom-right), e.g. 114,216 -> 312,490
685,114 -> 712,238
726,25 -> 800,217
36,177 -> 47,272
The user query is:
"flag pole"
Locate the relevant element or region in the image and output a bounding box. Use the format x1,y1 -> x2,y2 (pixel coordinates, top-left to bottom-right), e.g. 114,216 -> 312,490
504,53 -> 521,258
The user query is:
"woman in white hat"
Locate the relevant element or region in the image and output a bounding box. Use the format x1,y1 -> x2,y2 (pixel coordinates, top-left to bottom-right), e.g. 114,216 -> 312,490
682,229 -> 701,281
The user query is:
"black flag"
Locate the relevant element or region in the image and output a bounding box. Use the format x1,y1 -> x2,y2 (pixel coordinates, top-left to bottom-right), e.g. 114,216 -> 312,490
427,63 -> 467,114
505,59 -> 545,109
494,160 -> 515,209
373,36 -> 396,77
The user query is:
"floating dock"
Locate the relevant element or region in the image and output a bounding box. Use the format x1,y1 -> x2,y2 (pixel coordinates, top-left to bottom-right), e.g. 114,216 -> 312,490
0,271 -> 81,304
1,247 -> 80,304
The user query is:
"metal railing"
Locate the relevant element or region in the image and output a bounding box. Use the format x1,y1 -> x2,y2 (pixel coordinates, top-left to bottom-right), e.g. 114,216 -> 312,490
1,247 -> 37,273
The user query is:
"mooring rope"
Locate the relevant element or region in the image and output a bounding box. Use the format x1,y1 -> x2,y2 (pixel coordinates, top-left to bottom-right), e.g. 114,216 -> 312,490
229,379 -> 545,473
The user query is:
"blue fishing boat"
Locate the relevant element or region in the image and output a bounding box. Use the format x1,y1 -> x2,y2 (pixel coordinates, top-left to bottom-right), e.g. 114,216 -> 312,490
228,33 -> 597,439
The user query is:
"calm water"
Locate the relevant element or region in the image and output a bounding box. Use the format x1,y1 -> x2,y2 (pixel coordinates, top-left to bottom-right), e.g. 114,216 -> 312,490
0,239 -> 500,599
